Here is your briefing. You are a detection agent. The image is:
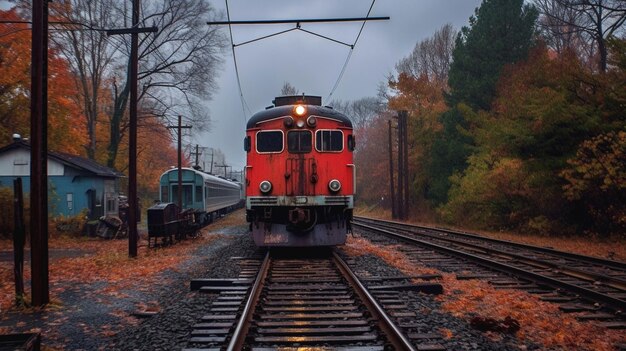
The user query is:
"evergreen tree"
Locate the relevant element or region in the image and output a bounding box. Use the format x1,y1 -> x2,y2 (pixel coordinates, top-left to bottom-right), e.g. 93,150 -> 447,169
428,0 -> 538,204
448,0 -> 538,110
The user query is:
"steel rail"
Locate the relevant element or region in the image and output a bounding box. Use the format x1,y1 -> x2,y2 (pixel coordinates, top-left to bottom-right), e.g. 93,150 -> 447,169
354,219 -> 626,291
354,216 -> 626,270
353,221 -> 626,313
332,251 -> 416,351
226,250 -> 271,351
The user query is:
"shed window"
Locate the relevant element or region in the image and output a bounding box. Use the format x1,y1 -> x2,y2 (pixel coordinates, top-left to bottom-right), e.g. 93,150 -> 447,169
288,131 -> 312,153
316,130 -> 343,152
106,194 -> 116,213
256,131 -> 283,153
66,193 -> 73,211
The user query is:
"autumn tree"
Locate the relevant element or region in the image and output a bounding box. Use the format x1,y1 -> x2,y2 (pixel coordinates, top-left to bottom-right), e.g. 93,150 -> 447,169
533,0 -> 595,64
105,0 -> 227,168
396,23 -> 456,85
388,73 -> 449,206
534,0 -> 626,72
331,97 -> 385,129
560,38 -> 626,235
0,9 -> 87,154
353,111 -> 395,206
49,0 -> 121,159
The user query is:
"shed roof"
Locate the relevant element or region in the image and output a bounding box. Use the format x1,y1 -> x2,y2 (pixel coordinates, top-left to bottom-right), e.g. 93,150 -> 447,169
0,140 -> 124,178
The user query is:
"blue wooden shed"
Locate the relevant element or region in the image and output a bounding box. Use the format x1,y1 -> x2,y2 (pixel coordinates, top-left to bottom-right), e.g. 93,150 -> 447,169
0,137 -> 123,219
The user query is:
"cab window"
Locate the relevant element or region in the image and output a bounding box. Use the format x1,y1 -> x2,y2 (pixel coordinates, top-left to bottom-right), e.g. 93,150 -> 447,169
288,131 -> 312,153
256,131 -> 283,153
316,130 -> 343,152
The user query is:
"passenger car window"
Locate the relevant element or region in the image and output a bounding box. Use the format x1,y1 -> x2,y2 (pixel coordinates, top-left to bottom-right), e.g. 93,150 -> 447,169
288,131 -> 312,153
316,130 -> 343,152
256,131 -> 283,153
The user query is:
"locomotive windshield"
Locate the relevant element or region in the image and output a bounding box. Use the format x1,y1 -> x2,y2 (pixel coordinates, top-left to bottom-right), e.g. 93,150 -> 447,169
256,131 -> 283,153
316,130 -> 343,152
287,131 -> 312,153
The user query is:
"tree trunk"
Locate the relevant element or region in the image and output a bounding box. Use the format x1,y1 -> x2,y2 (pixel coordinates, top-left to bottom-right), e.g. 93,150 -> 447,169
598,36 -> 607,73
107,76 -> 130,169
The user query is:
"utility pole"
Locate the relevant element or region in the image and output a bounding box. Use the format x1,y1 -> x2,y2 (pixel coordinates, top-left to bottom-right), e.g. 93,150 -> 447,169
388,120 -> 396,219
106,1 -> 157,258
401,111 -> 410,219
214,164 -> 230,178
396,111 -> 410,220
190,144 -> 202,169
397,112 -> 405,220
30,0 -> 49,306
127,0 -> 139,258
209,149 -> 214,174
167,116 -> 191,209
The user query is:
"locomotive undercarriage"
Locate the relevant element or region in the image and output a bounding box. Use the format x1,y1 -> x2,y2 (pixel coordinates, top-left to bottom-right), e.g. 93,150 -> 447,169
247,204 -> 352,247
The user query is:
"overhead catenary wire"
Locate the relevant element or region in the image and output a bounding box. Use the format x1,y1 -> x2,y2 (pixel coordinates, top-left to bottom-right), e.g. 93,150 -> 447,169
217,1 -> 383,113
326,0 -> 376,102
225,0 -> 252,123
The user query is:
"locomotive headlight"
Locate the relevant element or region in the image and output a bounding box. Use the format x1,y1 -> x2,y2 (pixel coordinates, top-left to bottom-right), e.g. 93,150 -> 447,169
328,179 -> 341,193
259,180 -> 272,194
294,104 -> 306,116
306,116 -> 317,128
296,119 -> 305,128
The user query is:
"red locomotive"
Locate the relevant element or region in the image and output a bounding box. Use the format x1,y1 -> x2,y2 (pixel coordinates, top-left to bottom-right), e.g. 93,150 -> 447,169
244,95 -> 355,246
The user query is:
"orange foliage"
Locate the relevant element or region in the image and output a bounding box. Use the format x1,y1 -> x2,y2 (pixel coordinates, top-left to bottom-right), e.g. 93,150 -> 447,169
344,236 -> 625,350
136,117 -> 179,195
110,114 -> 181,196
0,9 -> 87,154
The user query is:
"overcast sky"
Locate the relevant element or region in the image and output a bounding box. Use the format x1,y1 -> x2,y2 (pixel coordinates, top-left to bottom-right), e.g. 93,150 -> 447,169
0,0 -> 483,172
194,0 -> 482,172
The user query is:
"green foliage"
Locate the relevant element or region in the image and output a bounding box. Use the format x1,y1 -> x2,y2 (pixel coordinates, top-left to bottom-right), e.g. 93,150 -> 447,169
427,107 -> 473,204
428,0 -> 538,207
440,42 -> 625,235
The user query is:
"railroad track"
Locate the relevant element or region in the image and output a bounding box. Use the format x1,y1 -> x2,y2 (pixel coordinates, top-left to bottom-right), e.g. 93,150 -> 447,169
186,250 -> 417,350
352,216 -> 626,329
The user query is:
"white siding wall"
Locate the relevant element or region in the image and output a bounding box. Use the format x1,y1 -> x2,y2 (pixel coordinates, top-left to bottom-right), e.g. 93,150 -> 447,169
0,148 -> 64,176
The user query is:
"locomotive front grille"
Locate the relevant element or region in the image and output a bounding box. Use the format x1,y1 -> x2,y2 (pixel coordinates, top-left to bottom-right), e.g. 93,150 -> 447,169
248,197 -> 279,206
247,195 -> 353,208
324,196 -> 351,205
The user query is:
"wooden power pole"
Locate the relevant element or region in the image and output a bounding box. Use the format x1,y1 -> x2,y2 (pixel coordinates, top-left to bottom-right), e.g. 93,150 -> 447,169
167,116 -> 191,209
400,110 -> 410,219
388,120 -> 396,219
30,0 -> 49,306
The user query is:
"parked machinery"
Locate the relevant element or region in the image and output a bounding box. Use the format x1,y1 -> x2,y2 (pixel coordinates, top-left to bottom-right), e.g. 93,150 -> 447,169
245,95 -> 355,247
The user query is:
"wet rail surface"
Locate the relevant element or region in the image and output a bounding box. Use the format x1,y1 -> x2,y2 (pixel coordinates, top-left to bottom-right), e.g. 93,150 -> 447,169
353,216 -> 626,331
186,249 -> 417,350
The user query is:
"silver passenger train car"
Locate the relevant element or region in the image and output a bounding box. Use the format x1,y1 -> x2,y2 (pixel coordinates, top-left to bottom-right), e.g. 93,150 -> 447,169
159,167 -> 243,224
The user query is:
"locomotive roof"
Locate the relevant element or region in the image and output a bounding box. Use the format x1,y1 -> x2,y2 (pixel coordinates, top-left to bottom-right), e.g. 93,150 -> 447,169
246,104 -> 353,129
